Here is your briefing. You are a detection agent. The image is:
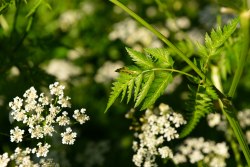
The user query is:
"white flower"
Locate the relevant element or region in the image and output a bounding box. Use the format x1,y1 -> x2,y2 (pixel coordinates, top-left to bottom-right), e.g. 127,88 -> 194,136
58,96 -> 71,108
49,104 -> 60,117
38,93 -> 50,106
172,153 -> 187,164
73,108 -> 89,124
0,153 -> 10,167
175,138 -> 229,166
11,110 -> 27,122
61,127 -> 77,145
9,96 -> 23,111
189,150 -> 204,163
213,142 -> 229,158
36,142 -> 51,157
43,125 -> 55,136
238,109 -> 250,128
29,125 -> 44,139
169,112 -> 187,127
49,82 -> 65,97
23,87 -> 38,102
56,111 -> 70,126
130,104 -> 186,167
132,148 -> 145,167
207,113 -> 221,127
10,126 -> 24,143
158,146 -> 173,159
208,156 -> 226,167
24,98 -> 37,112
94,61 -> 124,83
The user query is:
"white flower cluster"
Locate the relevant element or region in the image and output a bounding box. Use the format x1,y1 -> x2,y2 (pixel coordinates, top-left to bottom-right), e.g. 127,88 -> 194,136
207,109 -> 250,144
0,148 -> 59,167
109,18 -> 163,50
5,82 -> 89,166
131,103 -> 186,167
237,109 -> 250,144
94,61 -> 124,84
173,137 -> 229,167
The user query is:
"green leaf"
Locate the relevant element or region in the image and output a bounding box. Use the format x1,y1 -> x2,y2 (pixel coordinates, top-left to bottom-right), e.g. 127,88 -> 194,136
135,71 -> 155,107
134,74 -> 143,101
144,48 -> 174,68
141,72 -> 172,110
197,18 -> 239,71
179,84 -> 218,138
26,0 -> 42,18
105,48 -> 175,112
205,18 -> 239,50
105,73 -> 133,112
127,79 -> 134,103
126,47 -> 154,69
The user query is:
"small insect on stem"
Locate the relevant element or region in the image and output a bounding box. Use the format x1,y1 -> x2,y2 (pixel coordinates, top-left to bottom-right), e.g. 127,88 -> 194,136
115,67 -> 136,74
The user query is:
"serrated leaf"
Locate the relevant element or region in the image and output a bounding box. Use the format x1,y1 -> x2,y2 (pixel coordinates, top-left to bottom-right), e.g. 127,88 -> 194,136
197,18 -> 239,71
105,48 -> 175,112
135,71 -> 155,107
121,84 -> 128,102
126,47 -> 154,69
141,72 -> 172,110
144,48 -> 174,68
179,84 -> 217,138
127,79 -> 134,103
134,74 -> 143,101
105,73 -> 133,112
196,43 -> 208,57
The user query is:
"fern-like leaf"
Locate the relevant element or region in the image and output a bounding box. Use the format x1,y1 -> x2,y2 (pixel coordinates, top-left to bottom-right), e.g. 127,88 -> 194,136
197,18 -> 239,71
127,79 -> 134,103
126,47 -> 154,70
144,48 -> 174,68
141,72 -> 172,110
134,74 -> 143,102
134,71 -> 155,107
179,84 -> 218,138
105,48 -> 175,112
105,73 -> 134,113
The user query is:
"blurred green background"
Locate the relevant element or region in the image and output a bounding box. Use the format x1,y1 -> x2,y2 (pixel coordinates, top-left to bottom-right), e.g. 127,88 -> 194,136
0,0 -> 250,166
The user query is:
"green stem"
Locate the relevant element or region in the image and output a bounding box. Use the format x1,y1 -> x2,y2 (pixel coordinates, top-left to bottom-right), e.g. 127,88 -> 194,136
228,11 -> 250,97
219,99 -> 250,166
142,68 -> 196,79
211,66 -> 243,166
109,0 -> 206,81
226,128 -> 243,167
225,10 -> 250,166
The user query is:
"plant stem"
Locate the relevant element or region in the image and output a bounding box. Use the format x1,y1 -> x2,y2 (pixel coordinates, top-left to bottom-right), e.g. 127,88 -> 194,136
228,11 -> 250,97
225,10 -> 250,166
226,128 -> 243,167
142,68 -> 196,79
219,99 -> 250,165
109,0 -> 206,81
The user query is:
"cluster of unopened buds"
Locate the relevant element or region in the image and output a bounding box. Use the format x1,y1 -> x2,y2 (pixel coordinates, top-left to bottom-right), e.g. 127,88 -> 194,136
0,82 -> 89,166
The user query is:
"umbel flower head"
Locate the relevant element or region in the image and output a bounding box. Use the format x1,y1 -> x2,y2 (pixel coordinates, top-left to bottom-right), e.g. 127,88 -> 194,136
6,82 -> 89,166
127,103 -> 186,167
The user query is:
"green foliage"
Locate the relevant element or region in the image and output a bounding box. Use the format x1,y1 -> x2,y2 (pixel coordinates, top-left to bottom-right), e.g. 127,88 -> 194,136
179,84 -> 218,138
197,18 -> 239,72
105,48 -> 174,112
0,0 -> 14,14
217,0 -> 243,11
